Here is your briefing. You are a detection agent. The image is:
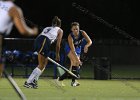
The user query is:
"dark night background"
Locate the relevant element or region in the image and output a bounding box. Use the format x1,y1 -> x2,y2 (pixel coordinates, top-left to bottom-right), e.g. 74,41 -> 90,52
8,0 -> 139,40
3,0 -> 140,79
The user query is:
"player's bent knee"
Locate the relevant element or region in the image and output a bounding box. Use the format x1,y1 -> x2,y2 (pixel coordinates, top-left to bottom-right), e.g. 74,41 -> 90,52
73,61 -> 80,66
38,64 -> 46,71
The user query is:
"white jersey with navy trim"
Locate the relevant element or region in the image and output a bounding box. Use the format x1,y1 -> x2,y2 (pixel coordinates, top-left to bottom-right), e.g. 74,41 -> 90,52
40,26 -> 61,43
0,1 -> 14,35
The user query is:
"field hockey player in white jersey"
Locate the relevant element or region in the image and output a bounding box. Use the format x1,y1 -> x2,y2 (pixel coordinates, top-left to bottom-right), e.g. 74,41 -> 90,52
24,16 -> 63,89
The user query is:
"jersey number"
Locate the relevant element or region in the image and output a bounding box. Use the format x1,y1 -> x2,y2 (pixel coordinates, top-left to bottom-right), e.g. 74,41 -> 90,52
44,28 -> 51,34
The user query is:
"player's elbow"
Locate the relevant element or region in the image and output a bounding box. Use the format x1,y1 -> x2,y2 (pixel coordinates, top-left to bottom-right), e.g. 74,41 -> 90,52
88,39 -> 92,46
90,40 -> 92,45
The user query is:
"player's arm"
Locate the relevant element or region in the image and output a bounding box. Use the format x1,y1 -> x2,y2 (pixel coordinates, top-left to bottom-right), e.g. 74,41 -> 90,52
55,29 -> 63,61
82,31 -> 92,53
9,6 -> 38,36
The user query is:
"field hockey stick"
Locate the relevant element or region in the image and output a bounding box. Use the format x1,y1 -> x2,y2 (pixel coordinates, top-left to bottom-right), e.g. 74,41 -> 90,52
3,70 -> 27,100
47,57 -> 78,79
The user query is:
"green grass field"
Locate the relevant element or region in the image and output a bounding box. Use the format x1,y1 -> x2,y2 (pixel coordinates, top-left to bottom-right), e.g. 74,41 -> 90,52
0,78 -> 140,100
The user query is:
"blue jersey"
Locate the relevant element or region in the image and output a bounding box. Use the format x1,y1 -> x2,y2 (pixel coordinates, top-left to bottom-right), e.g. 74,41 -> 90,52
65,30 -> 84,56
70,30 -> 84,48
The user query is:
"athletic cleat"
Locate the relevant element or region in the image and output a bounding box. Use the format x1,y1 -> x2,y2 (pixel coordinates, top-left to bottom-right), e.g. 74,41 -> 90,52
33,79 -> 38,88
24,81 -> 38,89
54,77 -> 66,87
71,81 -> 80,87
61,81 -> 66,87
24,81 -> 32,88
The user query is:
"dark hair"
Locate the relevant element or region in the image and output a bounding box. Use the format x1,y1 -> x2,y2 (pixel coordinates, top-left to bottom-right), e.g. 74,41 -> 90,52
52,16 -> 61,27
71,22 -> 80,28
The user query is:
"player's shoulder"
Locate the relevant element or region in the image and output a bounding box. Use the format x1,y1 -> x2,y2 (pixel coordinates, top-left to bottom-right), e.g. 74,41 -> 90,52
58,28 -> 63,34
9,4 -> 22,13
14,5 -> 21,11
59,28 -> 63,32
54,26 -> 63,32
55,26 -> 61,30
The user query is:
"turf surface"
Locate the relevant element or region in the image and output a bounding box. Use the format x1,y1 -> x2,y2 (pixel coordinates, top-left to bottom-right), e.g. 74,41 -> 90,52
0,78 -> 140,100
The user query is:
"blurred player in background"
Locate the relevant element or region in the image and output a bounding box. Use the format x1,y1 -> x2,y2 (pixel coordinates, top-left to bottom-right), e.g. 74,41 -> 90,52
24,16 -> 63,89
59,22 -> 92,86
0,0 -> 38,78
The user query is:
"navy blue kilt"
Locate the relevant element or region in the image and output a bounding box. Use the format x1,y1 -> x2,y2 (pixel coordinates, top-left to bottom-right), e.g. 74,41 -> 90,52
34,35 -> 51,58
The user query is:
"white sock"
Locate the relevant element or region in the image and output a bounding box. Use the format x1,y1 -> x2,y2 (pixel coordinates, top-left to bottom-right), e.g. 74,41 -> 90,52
35,67 -> 45,81
27,67 -> 41,83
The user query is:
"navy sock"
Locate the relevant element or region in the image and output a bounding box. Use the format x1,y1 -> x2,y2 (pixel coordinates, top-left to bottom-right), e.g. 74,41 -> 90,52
72,66 -> 80,82
59,72 -> 67,81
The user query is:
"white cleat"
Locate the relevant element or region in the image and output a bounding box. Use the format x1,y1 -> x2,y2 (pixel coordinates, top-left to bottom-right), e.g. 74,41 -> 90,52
71,81 -> 80,87
54,77 -> 66,87
61,81 -> 66,87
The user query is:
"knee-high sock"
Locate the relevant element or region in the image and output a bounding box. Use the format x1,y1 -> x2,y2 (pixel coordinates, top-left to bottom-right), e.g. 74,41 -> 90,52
77,66 -> 80,78
72,66 -> 80,82
35,67 -> 45,81
59,72 -> 67,81
27,67 -> 41,83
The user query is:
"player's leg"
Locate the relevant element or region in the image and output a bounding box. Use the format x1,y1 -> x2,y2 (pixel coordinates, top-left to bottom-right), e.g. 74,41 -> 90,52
24,54 -> 48,88
67,51 -> 80,86
70,47 -> 82,86
36,53 -> 48,80
57,43 -> 69,86
69,55 -> 80,86
24,35 -> 50,88
58,56 -> 74,78
57,55 -> 75,86
74,56 -> 81,86
58,50 -> 80,86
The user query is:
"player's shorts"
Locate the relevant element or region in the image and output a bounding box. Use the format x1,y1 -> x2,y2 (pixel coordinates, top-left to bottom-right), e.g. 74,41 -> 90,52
64,42 -> 81,56
34,35 -> 51,58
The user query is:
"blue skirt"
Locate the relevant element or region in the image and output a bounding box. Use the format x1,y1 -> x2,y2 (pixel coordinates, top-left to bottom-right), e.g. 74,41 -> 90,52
64,42 -> 81,56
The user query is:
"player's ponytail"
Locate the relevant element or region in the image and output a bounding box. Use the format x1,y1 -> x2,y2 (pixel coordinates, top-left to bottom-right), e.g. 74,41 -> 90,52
52,16 -> 61,27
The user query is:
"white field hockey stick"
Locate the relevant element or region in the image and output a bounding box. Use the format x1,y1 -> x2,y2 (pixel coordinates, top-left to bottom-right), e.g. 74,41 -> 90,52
3,70 -> 27,100
1,36 -> 26,100
47,57 -> 78,79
